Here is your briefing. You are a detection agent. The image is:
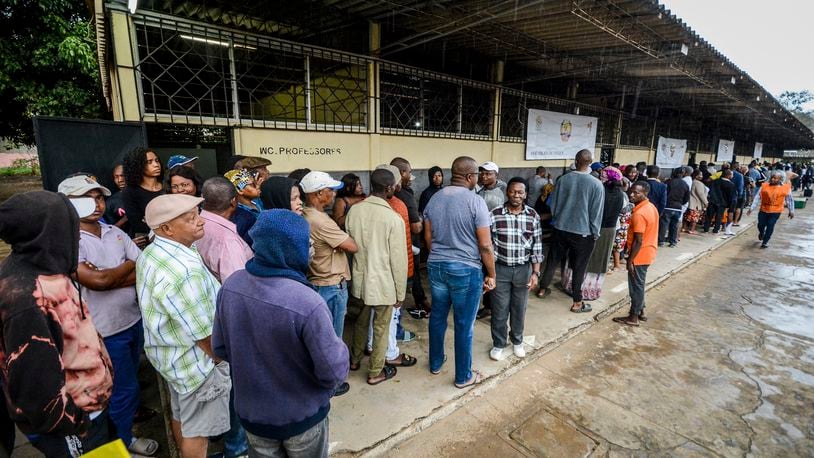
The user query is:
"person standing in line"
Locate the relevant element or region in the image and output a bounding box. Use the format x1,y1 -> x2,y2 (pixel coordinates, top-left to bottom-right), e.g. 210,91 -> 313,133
613,181 -> 659,327
527,166 -> 551,209
104,163 -> 129,230
537,149 -> 604,313
164,165 -> 203,197
194,177 -> 252,457
213,210 -> 349,458
412,166 -> 445,319
747,170 -> 794,249
645,166 -> 667,244
424,157 -> 495,389
225,169 -> 261,248
390,157 -> 430,317
259,176 -> 304,215
660,168 -> 689,248
488,177 -> 543,361
331,173 -> 366,229
121,147 -> 164,246
475,161 -> 505,319
0,191 -> 115,457
562,166 -> 626,300
137,194 -> 231,458
705,169 -> 736,235
346,170 -> 409,386
683,170 -> 708,235
60,175 -> 159,456
731,162 -> 746,226
301,171 -> 357,396
235,156 -> 272,188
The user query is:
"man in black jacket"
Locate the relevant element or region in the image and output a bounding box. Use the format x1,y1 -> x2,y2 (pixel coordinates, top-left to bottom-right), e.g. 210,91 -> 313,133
659,168 -> 690,247
704,170 -> 736,234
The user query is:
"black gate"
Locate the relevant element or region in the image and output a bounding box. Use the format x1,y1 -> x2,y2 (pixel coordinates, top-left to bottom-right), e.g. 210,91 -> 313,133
33,117 -> 147,192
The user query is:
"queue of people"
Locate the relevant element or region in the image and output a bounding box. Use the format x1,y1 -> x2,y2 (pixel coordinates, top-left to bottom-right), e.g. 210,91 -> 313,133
0,147 -> 801,457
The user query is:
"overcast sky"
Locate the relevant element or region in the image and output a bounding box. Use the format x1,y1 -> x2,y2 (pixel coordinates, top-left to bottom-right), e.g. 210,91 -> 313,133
660,0 -> 813,108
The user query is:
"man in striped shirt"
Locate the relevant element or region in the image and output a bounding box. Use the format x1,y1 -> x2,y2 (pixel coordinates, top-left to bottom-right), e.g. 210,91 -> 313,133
488,177 -> 543,361
136,194 -> 230,457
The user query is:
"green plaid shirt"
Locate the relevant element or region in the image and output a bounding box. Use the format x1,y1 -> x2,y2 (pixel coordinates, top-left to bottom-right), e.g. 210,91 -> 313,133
136,236 -> 221,394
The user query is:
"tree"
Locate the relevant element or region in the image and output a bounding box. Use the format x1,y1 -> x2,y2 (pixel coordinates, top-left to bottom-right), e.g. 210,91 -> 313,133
778,90 -> 814,131
0,0 -> 108,146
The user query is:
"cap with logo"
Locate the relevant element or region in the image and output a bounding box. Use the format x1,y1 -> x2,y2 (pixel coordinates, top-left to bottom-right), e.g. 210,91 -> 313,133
167,155 -> 198,170
479,161 -> 499,173
300,171 -> 344,194
224,169 -> 255,191
144,194 -> 204,229
58,175 -> 112,218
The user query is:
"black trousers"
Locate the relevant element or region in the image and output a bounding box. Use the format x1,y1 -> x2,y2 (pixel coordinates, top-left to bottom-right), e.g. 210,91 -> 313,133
540,229 -> 596,303
411,252 -> 428,306
703,204 -> 726,232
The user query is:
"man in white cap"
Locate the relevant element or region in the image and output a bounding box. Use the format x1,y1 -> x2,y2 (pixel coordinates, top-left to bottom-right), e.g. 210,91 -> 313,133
476,161 -> 507,211
300,170 -> 356,396
59,175 -> 159,456
136,194 -> 230,458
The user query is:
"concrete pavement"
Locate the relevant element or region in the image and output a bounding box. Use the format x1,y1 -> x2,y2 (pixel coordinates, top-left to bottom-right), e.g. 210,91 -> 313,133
330,209 -> 775,455
387,203 -> 813,457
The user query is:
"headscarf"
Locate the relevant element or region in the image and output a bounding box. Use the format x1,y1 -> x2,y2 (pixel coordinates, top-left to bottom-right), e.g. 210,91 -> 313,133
601,166 -> 623,184
224,169 -> 254,191
260,176 -> 296,211
246,209 -> 311,288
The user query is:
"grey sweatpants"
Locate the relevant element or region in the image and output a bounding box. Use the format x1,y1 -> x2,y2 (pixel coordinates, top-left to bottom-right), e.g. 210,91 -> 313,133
491,263 -> 532,348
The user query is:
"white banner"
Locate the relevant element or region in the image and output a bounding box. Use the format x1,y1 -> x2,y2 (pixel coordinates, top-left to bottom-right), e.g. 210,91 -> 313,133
753,142 -> 763,159
717,139 -> 735,163
655,136 -> 687,169
525,109 -> 598,160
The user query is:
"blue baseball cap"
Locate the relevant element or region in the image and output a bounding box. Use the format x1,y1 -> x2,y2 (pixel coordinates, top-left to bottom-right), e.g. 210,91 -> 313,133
167,155 -> 198,169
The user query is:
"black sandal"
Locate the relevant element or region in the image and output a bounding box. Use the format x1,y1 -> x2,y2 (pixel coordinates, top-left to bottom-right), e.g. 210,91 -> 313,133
386,353 -> 417,367
367,365 -> 397,385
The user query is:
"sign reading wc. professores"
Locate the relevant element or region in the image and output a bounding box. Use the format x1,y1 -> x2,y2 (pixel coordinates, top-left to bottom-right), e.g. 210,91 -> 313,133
525,109 -> 598,160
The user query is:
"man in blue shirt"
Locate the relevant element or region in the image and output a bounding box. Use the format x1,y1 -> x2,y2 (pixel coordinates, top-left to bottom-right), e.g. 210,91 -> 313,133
731,162 -> 745,226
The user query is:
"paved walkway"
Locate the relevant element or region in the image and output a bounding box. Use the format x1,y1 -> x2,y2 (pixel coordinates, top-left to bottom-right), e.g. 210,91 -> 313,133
389,200 -> 813,457
331,210 -> 763,455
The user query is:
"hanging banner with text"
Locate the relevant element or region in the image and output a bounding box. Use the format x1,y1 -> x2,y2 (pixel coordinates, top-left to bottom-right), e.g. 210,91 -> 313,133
717,139 -> 735,163
655,136 -> 687,169
525,109 -> 598,160
753,142 -> 763,159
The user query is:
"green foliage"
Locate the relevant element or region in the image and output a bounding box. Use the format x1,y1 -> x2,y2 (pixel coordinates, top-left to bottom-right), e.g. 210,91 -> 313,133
0,0 -> 108,145
779,90 -> 814,131
0,157 -> 40,176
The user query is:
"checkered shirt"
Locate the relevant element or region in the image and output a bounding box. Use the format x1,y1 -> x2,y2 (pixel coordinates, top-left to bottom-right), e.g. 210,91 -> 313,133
136,236 -> 221,394
490,205 -> 544,266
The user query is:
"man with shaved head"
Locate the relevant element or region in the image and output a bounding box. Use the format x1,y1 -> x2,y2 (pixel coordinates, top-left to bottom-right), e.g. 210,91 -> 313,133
423,156 -> 496,389
538,149 -> 604,314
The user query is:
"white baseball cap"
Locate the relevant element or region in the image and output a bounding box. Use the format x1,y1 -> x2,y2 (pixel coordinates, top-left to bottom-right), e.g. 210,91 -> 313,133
479,161 -> 499,173
300,171 -> 344,193
58,175 -> 112,197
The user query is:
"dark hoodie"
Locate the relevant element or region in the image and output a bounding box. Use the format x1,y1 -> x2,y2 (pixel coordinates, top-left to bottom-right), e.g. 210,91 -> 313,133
0,191 -> 113,436
418,166 -> 444,213
260,176 -> 297,211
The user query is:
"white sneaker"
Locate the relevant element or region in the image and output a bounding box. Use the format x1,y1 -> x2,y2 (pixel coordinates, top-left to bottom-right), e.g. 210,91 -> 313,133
513,344 -> 526,358
489,347 -> 505,361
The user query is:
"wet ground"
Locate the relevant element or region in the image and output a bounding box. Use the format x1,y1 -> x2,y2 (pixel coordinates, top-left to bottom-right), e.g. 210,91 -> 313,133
391,209 -> 814,457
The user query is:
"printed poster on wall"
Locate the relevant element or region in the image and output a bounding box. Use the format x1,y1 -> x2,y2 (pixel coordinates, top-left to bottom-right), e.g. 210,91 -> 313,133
655,136 -> 687,169
753,142 -> 763,159
717,139 -> 735,163
525,109 -> 598,160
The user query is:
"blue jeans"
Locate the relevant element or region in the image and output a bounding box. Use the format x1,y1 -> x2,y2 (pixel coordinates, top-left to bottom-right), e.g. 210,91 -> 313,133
103,320 -> 143,446
428,262 -> 483,385
757,211 -> 781,244
317,282 -> 349,338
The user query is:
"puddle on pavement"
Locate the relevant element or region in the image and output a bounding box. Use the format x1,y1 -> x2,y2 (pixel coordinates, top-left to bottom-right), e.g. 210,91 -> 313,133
509,408 -> 597,457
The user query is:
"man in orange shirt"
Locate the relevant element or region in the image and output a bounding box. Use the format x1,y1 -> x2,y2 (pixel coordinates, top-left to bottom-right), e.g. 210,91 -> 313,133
747,170 -> 794,249
614,182 -> 659,327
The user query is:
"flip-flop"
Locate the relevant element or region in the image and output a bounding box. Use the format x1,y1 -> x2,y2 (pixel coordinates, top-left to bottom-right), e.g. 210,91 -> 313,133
367,365 -> 397,385
128,437 -> 159,456
570,303 -> 593,313
430,355 -> 447,375
536,287 -> 551,299
386,353 -> 417,367
612,316 -> 640,327
454,370 -> 483,389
